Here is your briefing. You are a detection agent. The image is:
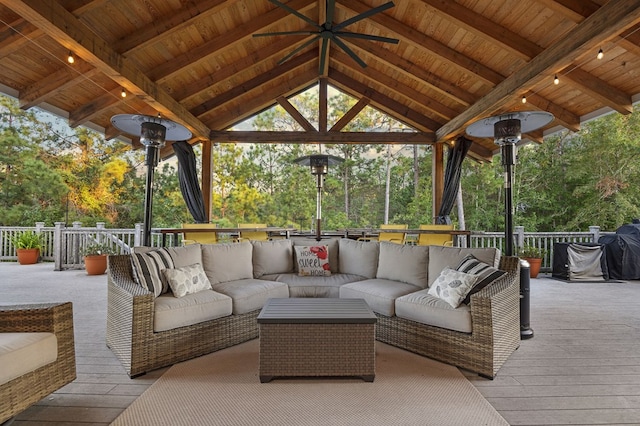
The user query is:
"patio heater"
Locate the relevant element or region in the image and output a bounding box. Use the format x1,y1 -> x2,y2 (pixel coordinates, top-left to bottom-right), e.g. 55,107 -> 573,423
111,114 -> 192,246
293,154 -> 344,241
466,111 -> 553,339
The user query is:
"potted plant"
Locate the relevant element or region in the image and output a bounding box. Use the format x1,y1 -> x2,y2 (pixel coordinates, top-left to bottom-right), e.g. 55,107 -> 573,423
518,245 -> 546,278
81,242 -> 116,275
11,231 -> 43,265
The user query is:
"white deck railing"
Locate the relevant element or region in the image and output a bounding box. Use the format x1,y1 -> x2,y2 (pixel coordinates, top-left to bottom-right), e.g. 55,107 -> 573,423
0,223 -> 613,272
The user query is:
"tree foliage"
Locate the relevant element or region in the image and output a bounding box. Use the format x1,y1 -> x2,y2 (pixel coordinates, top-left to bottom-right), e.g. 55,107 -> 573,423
2,91 -> 640,233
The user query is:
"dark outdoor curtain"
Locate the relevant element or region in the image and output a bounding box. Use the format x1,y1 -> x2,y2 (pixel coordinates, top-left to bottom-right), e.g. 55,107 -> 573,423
172,141 -> 207,223
435,136 -> 473,225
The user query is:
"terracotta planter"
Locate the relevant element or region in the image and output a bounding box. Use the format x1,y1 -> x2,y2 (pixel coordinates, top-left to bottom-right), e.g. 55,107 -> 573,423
84,254 -> 108,275
524,257 -> 542,278
16,248 -> 40,265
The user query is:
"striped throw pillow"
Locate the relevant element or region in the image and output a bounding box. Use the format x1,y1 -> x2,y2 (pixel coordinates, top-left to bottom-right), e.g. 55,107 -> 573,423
131,248 -> 174,297
456,254 -> 507,305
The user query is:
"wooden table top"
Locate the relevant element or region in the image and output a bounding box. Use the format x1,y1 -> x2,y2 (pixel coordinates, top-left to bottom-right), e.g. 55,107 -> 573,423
257,298 -> 377,324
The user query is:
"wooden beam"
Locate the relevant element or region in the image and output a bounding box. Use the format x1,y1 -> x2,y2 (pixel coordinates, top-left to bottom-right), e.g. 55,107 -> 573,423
436,0 -> 640,142
419,0 -> 541,61
208,131 -> 435,144
332,50 -> 460,120
562,67 -> 633,115
329,69 -> 443,132
190,50 -> 316,118
205,69 -> 318,131
330,97 -> 369,132
276,96 -> 316,131
319,78 -> 328,132
68,87 -> 123,127
149,0 -> 315,82
172,35 -> 312,103
3,0 -> 211,141
19,61 -> 97,109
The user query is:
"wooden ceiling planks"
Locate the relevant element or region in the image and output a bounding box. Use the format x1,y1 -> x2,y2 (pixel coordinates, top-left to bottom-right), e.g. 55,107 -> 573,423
0,0 -> 640,159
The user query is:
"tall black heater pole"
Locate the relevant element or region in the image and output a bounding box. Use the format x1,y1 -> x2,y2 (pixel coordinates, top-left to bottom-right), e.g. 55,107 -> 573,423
495,118 -> 520,257
111,114 -> 192,247
466,111 -> 554,341
140,122 -> 166,247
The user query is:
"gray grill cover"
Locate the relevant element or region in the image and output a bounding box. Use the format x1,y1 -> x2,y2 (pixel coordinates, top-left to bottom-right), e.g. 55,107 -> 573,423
567,244 -> 606,281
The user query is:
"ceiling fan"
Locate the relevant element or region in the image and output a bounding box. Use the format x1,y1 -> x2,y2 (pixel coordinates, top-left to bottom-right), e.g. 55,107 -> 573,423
253,0 -> 399,74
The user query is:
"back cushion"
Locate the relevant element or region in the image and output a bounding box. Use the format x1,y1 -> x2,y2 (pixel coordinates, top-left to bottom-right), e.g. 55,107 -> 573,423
202,242 -> 253,284
338,239 -> 379,278
292,237 -> 340,273
428,246 -> 501,287
252,239 -> 294,278
376,242 -> 429,288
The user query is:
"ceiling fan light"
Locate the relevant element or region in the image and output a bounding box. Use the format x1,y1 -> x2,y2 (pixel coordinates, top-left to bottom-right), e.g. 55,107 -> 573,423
597,48 -> 604,60
67,52 -> 74,64
553,74 -> 559,85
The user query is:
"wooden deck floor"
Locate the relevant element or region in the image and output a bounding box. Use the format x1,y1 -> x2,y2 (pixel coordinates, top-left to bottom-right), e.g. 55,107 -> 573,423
2,262 -> 639,425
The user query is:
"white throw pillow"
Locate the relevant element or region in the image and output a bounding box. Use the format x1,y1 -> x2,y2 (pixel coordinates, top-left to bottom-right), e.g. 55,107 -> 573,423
338,239 -> 379,278
294,245 -> 331,276
428,267 -> 478,308
456,254 -> 507,304
201,242 -> 253,284
162,263 -> 212,298
376,242 -> 429,288
252,239 -> 294,278
428,246 -> 500,287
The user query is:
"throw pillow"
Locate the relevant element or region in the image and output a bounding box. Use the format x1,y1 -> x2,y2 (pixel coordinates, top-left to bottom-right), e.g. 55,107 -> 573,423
162,263 -> 212,298
428,267 -> 478,308
456,254 -> 508,305
130,247 -> 174,297
294,245 -> 331,276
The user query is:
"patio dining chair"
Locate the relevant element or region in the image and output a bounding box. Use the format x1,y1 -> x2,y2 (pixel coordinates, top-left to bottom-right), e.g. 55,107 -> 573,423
359,224 -> 408,244
181,223 -> 218,245
237,223 -> 269,242
417,224 -> 454,246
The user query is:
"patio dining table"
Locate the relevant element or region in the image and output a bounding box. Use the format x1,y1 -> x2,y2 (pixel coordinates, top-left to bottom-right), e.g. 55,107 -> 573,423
156,227 -> 291,246
341,228 -> 472,246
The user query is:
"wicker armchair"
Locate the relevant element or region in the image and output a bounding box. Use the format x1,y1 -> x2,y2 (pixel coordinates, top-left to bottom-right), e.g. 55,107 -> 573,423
0,302 -> 76,423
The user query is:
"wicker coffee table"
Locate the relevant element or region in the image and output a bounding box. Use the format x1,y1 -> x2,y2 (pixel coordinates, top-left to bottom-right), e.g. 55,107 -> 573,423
257,298 -> 377,383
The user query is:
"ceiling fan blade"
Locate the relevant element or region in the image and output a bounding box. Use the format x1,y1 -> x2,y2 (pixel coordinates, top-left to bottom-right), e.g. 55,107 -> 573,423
332,37 -> 367,68
319,37 -> 329,75
325,0 -> 336,30
253,30 -> 316,37
277,35 -> 320,65
268,0 -> 321,29
336,31 -> 399,44
333,1 -> 395,31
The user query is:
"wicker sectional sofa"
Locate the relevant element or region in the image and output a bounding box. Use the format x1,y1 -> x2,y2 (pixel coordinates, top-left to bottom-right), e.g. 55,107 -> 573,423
106,237 -> 520,379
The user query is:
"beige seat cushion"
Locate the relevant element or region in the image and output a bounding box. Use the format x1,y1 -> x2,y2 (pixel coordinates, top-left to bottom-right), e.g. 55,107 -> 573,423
340,278 -> 421,316
0,332 -> 57,385
262,273 -> 367,298
212,279 -> 289,314
395,289 -> 472,333
154,289 -> 232,332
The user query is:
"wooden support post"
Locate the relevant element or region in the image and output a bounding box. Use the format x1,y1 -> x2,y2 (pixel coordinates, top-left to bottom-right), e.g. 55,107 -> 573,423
202,139 -> 213,223
432,143 -> 444,222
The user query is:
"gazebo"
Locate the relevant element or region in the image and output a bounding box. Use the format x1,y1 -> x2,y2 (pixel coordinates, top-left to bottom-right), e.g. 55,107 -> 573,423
2,0 -> 640,220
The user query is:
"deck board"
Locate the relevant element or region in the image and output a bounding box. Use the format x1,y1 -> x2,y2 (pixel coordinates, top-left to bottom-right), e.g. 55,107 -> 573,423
1,262 -> 639,425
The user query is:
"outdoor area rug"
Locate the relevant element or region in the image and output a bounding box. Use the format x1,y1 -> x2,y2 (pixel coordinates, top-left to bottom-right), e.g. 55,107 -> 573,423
112,339 -> 508,426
